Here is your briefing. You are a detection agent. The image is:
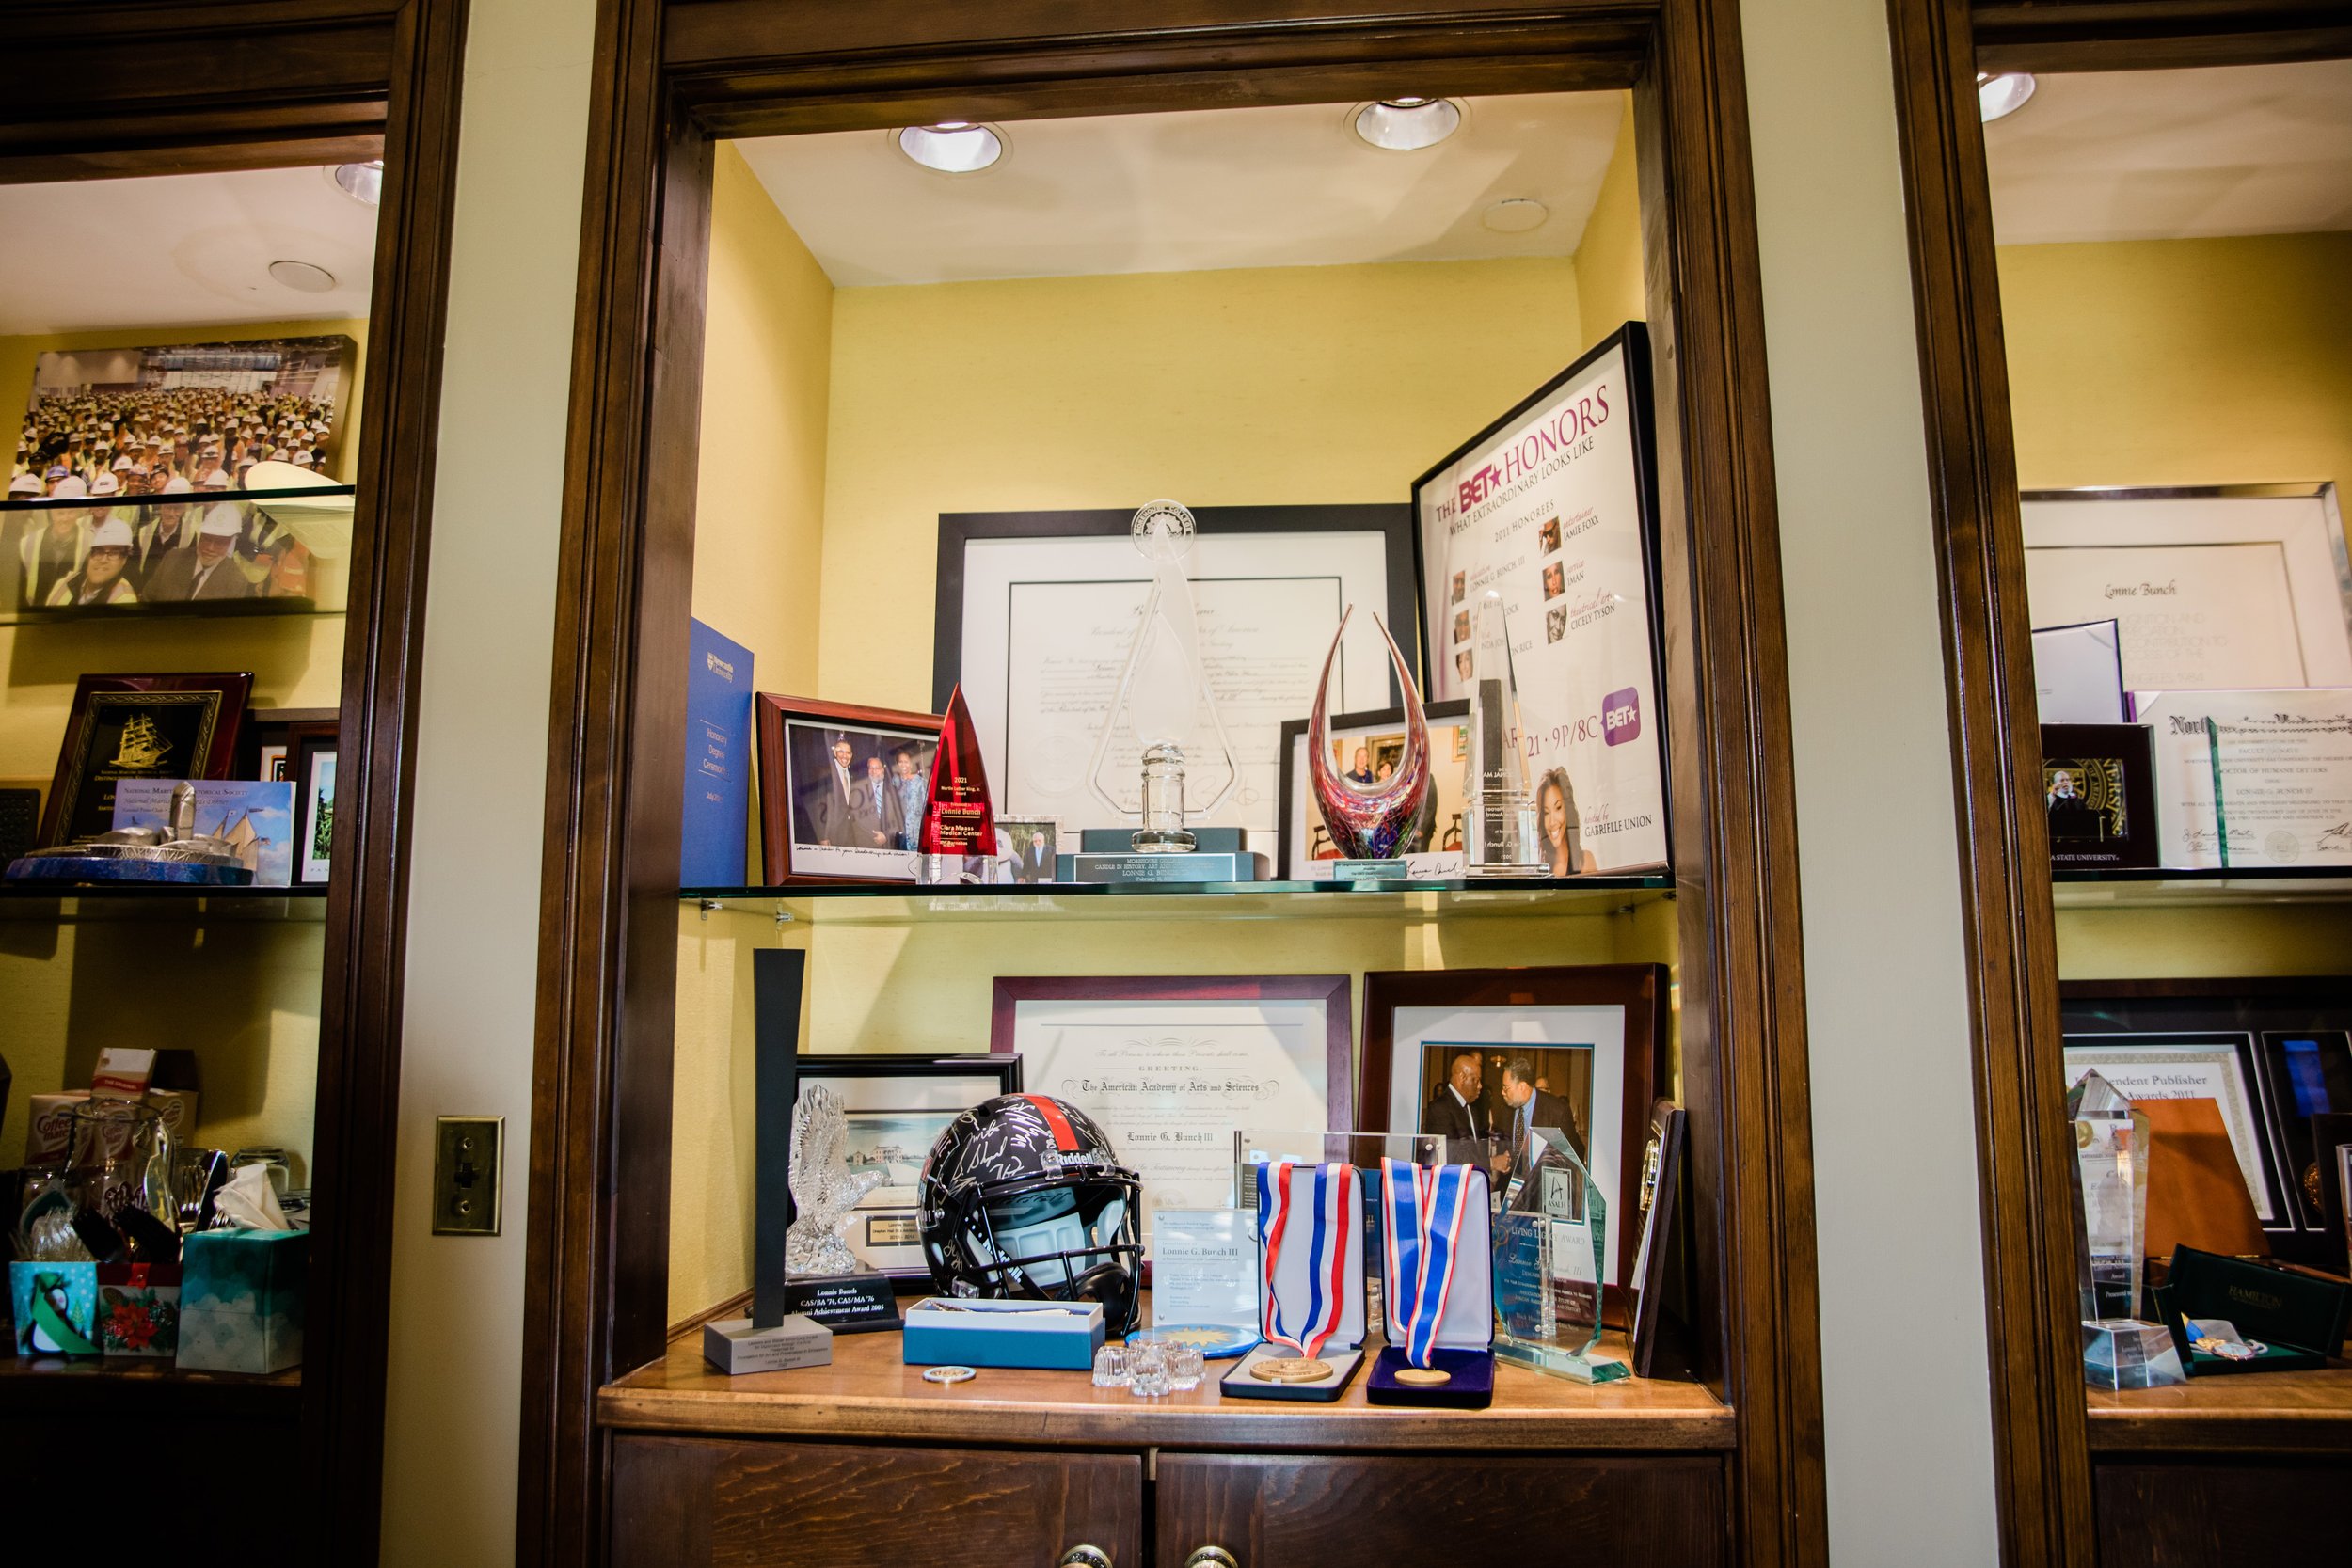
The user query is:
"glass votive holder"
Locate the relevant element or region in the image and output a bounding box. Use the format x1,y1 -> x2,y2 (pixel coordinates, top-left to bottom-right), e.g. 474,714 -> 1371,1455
1167,1342 -> 1205,1391
1090,1344 -> 1131,1388
1127,1340 -> 1172,1398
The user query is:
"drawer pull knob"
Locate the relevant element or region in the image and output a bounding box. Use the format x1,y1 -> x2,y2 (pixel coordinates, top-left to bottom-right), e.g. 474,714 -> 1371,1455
1187,1550 -> 1240,1568
1058,1548 -> 1114,1568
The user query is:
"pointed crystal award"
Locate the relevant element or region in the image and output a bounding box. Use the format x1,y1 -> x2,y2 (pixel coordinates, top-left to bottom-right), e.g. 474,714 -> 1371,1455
917,684 -> 998,884
1085,500 -> 1240,853
1491,1127 -> 1627,1383
1462,590 -> 1543,876
2068,1069 -> 2151,1320
1306,606 -> 1431,878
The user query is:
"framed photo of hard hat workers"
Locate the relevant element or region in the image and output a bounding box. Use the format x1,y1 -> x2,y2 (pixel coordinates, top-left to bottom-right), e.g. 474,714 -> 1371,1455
754,693 -> 943,885
990,973 -> 1354,1257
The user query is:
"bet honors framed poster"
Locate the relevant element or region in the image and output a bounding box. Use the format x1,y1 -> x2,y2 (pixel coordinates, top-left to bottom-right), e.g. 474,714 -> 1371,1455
1412,323 -> 1668,872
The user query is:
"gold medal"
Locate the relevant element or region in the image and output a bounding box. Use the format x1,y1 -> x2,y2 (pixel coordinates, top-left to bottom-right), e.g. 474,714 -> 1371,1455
1250,1356 -> 1333,1383
1393,1366 -> 1452,1387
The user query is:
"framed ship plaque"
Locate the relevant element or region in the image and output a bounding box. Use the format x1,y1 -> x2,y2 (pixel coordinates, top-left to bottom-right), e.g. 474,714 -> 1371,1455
40,672 -> 253,845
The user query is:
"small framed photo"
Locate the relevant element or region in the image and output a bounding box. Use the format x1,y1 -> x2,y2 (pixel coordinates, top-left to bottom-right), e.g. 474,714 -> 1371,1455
2040,722 -> 2156,868
1275,700 -> 1470,880
995,817 -> 1058,883
1359,964 -> 1668,1308
294,732 -> 337,884
754,694 -> 940,885
244,706 -> 337,783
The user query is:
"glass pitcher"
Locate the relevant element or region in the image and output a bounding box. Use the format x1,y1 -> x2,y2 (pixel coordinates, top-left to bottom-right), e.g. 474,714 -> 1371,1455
65,1098 -> 177,1224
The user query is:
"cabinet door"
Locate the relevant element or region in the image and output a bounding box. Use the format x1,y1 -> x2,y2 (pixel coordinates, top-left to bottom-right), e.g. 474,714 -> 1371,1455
612,1434 -> 1142,1567
2096,1460 -> 2352,1564
1155,1452 -> 1727,1567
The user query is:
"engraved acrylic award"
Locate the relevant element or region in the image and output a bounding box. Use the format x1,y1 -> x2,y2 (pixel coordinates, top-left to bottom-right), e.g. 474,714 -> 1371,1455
2068,1069 -> 2183,1389
1492,1128 -> 1628,1384
1461,590 -> 1543,876
1085,500 -> 1239,853
1306,605 -> 1431,879
916,684 -> 998,884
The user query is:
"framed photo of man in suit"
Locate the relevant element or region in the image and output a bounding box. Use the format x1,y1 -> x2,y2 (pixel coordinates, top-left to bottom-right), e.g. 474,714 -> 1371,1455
754,694 -> 942,885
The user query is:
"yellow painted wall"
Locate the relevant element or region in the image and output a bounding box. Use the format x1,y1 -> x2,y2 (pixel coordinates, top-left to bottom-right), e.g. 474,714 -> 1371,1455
1998,232 -> 2352,978
1575,96 -> 1646,347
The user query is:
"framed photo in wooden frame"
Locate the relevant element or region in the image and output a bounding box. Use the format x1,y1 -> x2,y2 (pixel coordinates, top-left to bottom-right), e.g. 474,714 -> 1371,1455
1359,963 -> 1668,1305
754,693 -> 942,885
989,974 -> 1353,1256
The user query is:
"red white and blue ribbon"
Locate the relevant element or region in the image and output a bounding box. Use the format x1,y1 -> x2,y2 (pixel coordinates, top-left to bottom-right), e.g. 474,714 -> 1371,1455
1257,1160 -> 1354,1359
1381,1158 -> 1470,1368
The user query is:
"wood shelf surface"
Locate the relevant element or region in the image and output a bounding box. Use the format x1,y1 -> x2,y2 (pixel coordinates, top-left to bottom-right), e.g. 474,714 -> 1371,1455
0,1350 -> 300,1418
601,1319 -> 1732,1453
2088,1364 -> 2352,1455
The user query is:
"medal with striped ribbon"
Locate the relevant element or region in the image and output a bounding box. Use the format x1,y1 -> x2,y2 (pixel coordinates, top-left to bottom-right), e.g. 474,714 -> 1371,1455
1381,1157 -> 1470,1368
1257,1160 -> 1353,1360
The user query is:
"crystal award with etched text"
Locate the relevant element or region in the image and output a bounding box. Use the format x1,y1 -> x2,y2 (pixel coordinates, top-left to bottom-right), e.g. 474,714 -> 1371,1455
1492,1127 -> 1627,1383
1461,590 -> 1543,876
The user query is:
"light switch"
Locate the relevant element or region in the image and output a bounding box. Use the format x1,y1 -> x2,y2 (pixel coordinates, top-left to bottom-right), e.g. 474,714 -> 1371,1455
433,1116 -> 503,1235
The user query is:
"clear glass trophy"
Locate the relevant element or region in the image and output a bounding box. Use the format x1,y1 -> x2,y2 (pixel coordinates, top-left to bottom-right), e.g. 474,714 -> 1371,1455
2068,1069 -> 2150,1319
1492,1127 -> 1629,1383
1086,500 -> 1240,853
1462,590 -> 1543,876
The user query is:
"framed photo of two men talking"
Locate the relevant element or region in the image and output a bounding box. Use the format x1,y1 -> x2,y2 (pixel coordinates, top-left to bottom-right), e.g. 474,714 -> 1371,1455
755,695 -> 940,885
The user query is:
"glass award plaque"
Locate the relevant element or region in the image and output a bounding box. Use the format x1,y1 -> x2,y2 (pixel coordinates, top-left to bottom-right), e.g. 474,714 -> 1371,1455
1493,1127 -> 1628,1383
2082,1318 -> 2185,1390
1461,590 -> 1543,876
2068,1069 -> 2150,1320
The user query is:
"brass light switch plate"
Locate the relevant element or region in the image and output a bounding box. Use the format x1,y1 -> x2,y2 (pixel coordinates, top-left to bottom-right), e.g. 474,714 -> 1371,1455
433,1116 -> 503,1235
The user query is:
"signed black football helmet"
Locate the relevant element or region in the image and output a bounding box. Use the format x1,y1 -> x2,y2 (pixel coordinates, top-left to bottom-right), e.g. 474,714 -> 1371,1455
918,1093 -> 1143,1335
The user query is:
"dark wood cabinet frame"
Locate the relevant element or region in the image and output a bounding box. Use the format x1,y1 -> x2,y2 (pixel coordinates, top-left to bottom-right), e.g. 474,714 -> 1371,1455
1883,2 -> 2352,1564
524,3 -> 1827,1564
1,3 -> 470,1559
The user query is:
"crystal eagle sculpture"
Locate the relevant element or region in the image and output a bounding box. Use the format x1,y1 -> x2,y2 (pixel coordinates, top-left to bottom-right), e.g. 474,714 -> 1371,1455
785,1083 -> 885,1277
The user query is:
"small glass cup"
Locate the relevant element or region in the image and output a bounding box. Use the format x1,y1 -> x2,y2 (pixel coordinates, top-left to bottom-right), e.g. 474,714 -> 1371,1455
1167,1342 -> 1205,1391
1090,1344 -> 1131,1388
1128,1340 -> 1172,1398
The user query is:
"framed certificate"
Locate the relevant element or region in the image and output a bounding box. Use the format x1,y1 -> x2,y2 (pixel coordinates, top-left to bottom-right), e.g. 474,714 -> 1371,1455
1412,324 -> 1669,872
989,974 -> 1353,1255
2058,1031 -> 2286,1229
2130,687 -> 2352,867
933,506 -> 1417,845
2023,484 -> 2352,691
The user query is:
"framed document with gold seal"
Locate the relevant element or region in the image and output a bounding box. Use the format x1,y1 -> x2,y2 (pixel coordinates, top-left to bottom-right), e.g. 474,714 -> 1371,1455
40,672 -> 253,845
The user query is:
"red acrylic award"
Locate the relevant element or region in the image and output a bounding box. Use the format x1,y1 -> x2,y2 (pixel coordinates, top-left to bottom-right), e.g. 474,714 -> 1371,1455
918,684 -> 997,868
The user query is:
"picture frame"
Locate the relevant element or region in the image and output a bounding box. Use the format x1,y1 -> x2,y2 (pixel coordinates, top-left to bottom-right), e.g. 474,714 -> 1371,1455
22,334 -> 358,481
754,693 -> 942,885
1276,699 -> 1470,880
40,671 -> 253,845
994,817 -> 1058,884
931,505 -> 1419,843
2039,722 -> 2156,869
2063,977 -> 2352,1264
1411,323 -> 1671,873
243,706 -> 337,784
1629,1098 -> 1687,1377
1359,963 -> 1669,1306
293,731 -> 338,885
989,974 -> 1354,1255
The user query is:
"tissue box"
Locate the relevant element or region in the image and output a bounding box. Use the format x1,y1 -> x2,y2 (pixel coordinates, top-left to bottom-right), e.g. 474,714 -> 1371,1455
10,1260 -> 101,1357
177,1229 -> 305,1373
25,1088 -> 199,1163
902,1297 -> 1105,1370
97,1263 -> 182,1357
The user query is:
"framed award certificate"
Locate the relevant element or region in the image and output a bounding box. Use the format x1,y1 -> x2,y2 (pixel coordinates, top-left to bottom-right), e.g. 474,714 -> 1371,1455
989,974 -> 1352,1255
2131,687 -> 2352,867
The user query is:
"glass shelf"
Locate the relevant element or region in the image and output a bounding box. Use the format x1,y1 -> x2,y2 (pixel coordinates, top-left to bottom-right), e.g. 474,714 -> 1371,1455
684,874 -> 1673,925
2052,866 -> 2352,909
0,485 -> 354,624
0,883 -> 329,922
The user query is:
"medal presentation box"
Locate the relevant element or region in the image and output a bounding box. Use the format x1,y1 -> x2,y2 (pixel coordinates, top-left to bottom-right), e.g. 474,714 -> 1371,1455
1221,1160 -> 1367,1402
1368,1162 -> 1495,1410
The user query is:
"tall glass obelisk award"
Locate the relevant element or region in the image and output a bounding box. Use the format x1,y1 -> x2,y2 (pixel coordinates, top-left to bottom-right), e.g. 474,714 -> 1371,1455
1462,589 -> 1543,876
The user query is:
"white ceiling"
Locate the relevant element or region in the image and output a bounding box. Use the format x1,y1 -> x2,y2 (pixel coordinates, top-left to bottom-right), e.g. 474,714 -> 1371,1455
736,93 -> 1627,287
1986,59 -> 2352,244
0,165 -> 376,335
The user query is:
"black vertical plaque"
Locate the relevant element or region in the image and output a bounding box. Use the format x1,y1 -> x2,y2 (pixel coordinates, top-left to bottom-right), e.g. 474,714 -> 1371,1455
752,946 -> 807,1330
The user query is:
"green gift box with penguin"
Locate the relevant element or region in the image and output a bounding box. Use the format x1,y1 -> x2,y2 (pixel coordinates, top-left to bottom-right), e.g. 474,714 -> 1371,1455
11,1261 -> 101,1357
176,1229 -> 305,1373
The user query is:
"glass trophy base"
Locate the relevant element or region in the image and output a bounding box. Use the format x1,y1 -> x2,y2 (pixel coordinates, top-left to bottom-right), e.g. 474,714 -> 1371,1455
1129,828 -> 1196,854
2083,1318 -> 2186,1390
916,853 -> 990,884
1464,861 -> 1548,879
1496,1338 -> 1630,1384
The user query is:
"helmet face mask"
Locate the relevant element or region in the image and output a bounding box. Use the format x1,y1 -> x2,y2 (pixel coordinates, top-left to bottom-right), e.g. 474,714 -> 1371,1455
919,1094 -> 1143,1334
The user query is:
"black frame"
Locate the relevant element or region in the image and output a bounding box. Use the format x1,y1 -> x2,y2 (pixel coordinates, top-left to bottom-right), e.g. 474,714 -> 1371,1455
2039,722 -> 2156,869
1276,697 -> 1469,880
930,504 -> 1422,715
293,730 -> 340,886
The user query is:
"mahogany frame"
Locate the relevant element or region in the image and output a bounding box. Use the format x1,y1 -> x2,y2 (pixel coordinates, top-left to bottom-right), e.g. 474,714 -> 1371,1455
525,3 -> 1826,1564
1,2 -> 469,1557
1883,2 -> 2352,1563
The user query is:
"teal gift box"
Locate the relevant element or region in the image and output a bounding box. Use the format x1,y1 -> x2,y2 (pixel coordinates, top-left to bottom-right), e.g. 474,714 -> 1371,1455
177,1229 -> 306,1373
11,1260 -> 101,1357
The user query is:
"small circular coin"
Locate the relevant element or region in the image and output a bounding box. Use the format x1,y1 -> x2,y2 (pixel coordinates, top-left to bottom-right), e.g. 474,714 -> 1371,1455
1393,1367 -> 1453,1387
921,1365 -> 977,1385
1250,1356 -> 1333,1383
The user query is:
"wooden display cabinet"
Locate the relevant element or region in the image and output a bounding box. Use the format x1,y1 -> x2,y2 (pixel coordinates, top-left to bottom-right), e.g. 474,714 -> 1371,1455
524,3 -> 1828,1564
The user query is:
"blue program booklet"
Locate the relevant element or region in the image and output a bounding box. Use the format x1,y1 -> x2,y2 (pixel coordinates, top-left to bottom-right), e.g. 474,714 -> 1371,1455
680,618 -> 754,886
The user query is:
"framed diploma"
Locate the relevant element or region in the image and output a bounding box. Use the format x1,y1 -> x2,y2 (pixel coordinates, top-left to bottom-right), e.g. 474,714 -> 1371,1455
1357,964 -> 1668,1299
2130,687 -> 2352,867
933,506 -> 1417,846
1412,324 -> 1669,872
40,671 -> 253,845
2039,723 -> 2156,869
988,974 -> 1352,1256
2023,484 -> 2352,691
1276,699 -> 1470,880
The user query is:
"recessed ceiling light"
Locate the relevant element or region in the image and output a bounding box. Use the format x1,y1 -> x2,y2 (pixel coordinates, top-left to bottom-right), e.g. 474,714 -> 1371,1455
329,160 -> 383,206
1481,198 -> 1549,233
267,260 -> 338,293
1977,71 -> 2036,122
1353,98 -> 1464,152
897,122 -> 1007,174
